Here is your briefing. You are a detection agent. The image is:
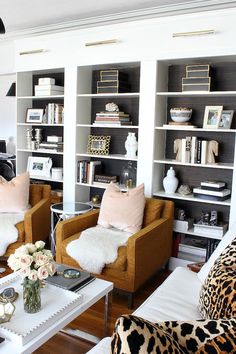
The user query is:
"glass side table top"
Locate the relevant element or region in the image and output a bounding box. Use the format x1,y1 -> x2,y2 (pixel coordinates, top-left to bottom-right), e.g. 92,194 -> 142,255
51,202 -> 92,214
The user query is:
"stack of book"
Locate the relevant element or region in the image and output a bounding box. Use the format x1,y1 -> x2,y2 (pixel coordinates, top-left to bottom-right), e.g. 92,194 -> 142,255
180,136 -> 209,164
38,141 -> 64,152
77,160 -> 102,184
45,103 -> 64,124
182,64 -> 211,92
193,180 -> 231,201
93,174 -> 118,186
177,235 -> 207,262
35,77 -> 64,96
93,111 -> 132,127
97,69 -> 130,93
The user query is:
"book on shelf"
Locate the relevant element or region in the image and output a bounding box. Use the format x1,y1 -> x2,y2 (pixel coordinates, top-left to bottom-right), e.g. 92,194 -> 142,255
96,112 -> 129,117
47,103 -> 64,124
196,139 -> 202,164
92,121 -> 133,127
173,218 -> 194,233
190,136 -> 197,164
94,174 -> 117,184
193,187 -> 231,200
45,264 -> 95,291
177,250 -> 206,263
200,140 -> 208,164
181,137 -> 191,163
77,160 -> 102,184
35,84 -> 64,92
193,223 -> 228,237
178,243 -> 207,257
88,161 -> 102,185
200,180 -> 226,190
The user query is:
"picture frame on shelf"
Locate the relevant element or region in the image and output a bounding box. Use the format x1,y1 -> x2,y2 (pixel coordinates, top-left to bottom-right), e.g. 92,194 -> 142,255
218,110 -> 234,129
26,109 -> 44,123
87,135 -> 111,155
203,106 -> 223,129
27,156 -> 52,178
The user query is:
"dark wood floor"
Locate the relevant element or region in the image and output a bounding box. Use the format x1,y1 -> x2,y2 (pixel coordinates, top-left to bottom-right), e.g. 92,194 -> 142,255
0,263 -> 169,354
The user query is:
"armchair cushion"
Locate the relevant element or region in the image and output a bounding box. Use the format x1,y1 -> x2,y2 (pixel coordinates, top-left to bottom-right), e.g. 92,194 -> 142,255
0,172 -> 29,212
97,183 -> 145,234
198,238 -> 236,319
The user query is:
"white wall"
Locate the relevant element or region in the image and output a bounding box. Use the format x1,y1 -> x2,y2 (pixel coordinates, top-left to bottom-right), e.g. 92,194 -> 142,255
0,74 -> 16,144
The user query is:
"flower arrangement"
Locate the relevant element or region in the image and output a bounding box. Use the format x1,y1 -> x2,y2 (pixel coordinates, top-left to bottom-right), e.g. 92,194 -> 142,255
7,241 -> 56,313
8,241 -> 56,280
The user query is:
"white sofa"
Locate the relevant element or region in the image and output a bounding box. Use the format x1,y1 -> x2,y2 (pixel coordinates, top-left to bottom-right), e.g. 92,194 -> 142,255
87,223 -> 236,354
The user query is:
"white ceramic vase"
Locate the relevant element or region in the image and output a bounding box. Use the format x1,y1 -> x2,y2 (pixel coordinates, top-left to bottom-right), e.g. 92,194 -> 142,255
163,167 -> 178,193
125,132 -> 138,159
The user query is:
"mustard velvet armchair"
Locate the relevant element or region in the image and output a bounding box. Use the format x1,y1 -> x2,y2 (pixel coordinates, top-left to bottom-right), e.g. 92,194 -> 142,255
56,198 -> 174,307
3,184 -> 51,258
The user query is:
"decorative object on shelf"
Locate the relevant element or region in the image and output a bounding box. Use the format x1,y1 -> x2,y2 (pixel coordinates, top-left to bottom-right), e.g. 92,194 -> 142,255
26,108 -> 44,124
27,156 -> 52,178
34,128 -> 43,149
163,167 -> 178,193
177,184 -> 192,195
7,241 -> 56,313
105,102 -> 119,112
51,167 -> 63,180
0,288 -> 18,303
6,136 -> 16,155
125,132 -> 138,159
94,102 -> 131,127
182,64 -> 211,92
174,139 -> 182,161
193,185 -> 230,201
26,128 -> 33,149
219,110 -> 234,129
170,108 -> 192,123
35,78 -> 64,96
87,135 -> 111,155
203,106 -> 223,129
0,302 -> 15,324
91,194 -> 101,205
206,140 -> 219,164
97,69 -> 130,93
176,208 -> 186,220
120,161 -> 136,188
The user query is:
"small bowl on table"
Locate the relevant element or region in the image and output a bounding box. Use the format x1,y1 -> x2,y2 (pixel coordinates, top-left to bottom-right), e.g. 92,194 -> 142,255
170,108 -> 192,123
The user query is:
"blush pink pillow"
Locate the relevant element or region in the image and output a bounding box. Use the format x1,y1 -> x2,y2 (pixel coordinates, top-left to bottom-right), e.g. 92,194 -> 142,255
0,172 -> 30,212
98,182 -> 145,234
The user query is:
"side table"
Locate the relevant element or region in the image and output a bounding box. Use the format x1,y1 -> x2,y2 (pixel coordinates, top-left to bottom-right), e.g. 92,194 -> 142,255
50,202 -> 93,253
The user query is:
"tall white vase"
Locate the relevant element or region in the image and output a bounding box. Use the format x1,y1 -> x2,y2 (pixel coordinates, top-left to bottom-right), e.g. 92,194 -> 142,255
163,167 -> 178,193
125,132 -> 138,159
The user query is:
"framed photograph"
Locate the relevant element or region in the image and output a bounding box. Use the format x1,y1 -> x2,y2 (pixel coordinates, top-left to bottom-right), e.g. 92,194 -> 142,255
26,108 -> 44,123
203,106 -> 223,129
27,156 -> 52,178
219,110 -> 234,129
87,135 -> 111,155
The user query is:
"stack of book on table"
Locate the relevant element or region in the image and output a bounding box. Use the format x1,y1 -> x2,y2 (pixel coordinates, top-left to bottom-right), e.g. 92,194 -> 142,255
193,180 -> 231,201
93,111 -> 132,127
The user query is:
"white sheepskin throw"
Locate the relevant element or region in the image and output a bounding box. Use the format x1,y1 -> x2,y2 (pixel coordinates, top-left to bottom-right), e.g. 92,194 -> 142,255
66,225 -> 132,274
0,213 -> 24,256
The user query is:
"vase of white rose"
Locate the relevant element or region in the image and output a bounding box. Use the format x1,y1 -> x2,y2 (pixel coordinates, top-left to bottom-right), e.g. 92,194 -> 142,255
8,241 -> 56,314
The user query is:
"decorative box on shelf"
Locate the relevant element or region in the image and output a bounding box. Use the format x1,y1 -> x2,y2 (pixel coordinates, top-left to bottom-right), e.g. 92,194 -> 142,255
97,69 -> 130,93
173,218 -> 194,233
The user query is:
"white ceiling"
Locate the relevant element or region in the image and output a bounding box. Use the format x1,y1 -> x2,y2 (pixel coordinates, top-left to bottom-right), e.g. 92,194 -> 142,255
1,0 -> 236,35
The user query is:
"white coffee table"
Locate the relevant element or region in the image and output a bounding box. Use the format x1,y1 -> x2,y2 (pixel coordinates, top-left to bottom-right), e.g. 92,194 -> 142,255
0,273 -> 113,354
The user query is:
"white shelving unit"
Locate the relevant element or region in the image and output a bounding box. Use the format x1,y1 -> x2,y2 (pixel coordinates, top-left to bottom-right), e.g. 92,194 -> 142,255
75,62 -> 141,202
16,69 -> 65,189
153,58 -> 236,269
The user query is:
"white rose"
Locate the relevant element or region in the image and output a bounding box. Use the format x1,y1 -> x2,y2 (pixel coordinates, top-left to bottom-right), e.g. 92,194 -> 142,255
47,261 -> 56,276
15,245 -> 28,256
19,267 -> 31,278
35,241 -> 45,250
27,243 -> 37,254
34,253 -> 48,266
43,249 -> 53,260
19,254 -> 33,268
37,266 -> 49,280
28,269 -> 38,281
7,254 -> 21,271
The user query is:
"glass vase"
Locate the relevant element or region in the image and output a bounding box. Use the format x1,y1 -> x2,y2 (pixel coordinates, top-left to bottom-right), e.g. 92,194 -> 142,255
23,278 -> 41,313
120,161 -> 137,188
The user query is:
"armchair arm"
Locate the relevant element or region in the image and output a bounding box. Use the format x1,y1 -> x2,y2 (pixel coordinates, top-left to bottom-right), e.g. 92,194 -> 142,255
127,217 -> 173,290
24,197 -> 51,243
56,209 -> 99,251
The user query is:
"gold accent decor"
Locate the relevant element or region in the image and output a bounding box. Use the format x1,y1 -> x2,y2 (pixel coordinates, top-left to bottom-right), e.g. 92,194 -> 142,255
85,39 -> 119,47
172,29 -> 215,37
87,135 -> 111,155
19,49 -> 47,55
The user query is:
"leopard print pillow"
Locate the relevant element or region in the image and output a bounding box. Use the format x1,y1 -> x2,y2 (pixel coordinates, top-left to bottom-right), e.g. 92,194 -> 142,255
159,318 -> 236,353
195,327 -> 236,354
198,238 -> 236,319
111,314 -> 185,354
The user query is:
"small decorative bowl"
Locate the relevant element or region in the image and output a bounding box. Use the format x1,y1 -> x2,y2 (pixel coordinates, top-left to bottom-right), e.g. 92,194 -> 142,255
170,108 -> 192,123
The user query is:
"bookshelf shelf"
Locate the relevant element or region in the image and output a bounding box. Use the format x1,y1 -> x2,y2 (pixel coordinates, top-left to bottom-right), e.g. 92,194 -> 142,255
154,159 -> 234,170
173,227 -> 223,241
76,124 -> 139,129
156,91 -> 236,97
155,126 -> 236,133
17,95 -> 64,99
17,123 -> 64,127
76,153 -> 138,161
17,148 -> 63,155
